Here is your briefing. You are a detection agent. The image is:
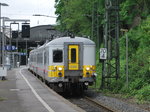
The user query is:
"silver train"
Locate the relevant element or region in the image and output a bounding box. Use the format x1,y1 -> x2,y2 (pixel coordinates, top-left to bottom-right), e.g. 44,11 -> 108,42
28,36 -> 96,92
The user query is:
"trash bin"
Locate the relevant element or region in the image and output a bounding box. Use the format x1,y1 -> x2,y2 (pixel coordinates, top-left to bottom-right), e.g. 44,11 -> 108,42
0,67 -> 7,80
5,56 -> 11,70
17,62 -> 20,68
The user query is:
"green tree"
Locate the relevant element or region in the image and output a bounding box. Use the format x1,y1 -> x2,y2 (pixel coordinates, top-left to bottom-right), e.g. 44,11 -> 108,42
55,0 -> 104,37
120,0 -> 150,28
54,0 -> 150,101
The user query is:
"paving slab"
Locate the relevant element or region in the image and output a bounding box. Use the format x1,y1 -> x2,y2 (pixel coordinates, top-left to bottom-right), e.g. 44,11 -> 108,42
0,66 -> 85,112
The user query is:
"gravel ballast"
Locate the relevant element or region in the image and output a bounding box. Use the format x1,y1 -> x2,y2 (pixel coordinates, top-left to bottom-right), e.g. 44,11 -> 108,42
85,90 -> 149,112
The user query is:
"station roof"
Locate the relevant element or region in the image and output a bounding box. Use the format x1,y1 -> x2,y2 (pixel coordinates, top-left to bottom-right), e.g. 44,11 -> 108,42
9,25 -> 65,50
29,25 -> 64,41
11,25 -> 65,43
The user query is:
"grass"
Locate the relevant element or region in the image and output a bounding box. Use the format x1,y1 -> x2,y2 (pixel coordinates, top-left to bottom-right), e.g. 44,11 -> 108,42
0,97 -> 6,101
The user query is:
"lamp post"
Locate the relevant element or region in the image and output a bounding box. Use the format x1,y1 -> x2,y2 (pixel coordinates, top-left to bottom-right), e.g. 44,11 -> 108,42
33,14 -> 57,25
33,14 -> 57,18
0,17 -> 9,66
33,14 -> 58,41
0,3 -> 9,66
3,19 -> 30,67
121,28 -> 129,88
0,3 -> 9,31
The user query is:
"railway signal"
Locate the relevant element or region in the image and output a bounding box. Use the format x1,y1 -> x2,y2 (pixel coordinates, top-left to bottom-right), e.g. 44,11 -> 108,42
12,31 -> 18,38
22,24 -> 30,38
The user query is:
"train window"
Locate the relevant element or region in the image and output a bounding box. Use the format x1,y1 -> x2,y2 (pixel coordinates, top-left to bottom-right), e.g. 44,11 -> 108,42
40,53 -> 43,63
31,56 -> 32,62
37,53 -> 42,64
44,52 -> 46,65
37,54 -> 40,63
53,50 -> 63,63
71,48 -> 76,63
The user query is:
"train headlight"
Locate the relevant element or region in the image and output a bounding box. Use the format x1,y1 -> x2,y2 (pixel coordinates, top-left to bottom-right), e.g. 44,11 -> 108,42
86,67 -> 90,71
58,72 -> 62,77
58,67 -> 62,71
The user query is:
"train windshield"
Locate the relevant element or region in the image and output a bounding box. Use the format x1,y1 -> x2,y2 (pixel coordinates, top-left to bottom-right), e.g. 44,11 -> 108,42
71,48 -> 76,63
53,50 -> 63,63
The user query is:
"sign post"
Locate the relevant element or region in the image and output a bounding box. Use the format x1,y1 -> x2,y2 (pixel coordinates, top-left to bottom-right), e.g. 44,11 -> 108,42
100,48 -> 107,60
100,48 -> 107,89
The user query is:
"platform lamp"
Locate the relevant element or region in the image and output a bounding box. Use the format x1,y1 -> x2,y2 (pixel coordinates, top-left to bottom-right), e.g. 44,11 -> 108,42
33,14 -> 57,26
22,23 -> 30,66
0,3 -> 9,31
121,28 -> 129,88
33,14 -> 57,18
0,3 -> 9,66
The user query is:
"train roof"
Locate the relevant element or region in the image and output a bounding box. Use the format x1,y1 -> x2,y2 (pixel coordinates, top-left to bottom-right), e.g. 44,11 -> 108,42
46,37 -> 95,46
30,37 -> 95,53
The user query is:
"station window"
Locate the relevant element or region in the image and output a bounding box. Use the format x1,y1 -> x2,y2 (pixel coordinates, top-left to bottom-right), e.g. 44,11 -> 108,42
53,50 -> 63,63
71,48 -> 76,63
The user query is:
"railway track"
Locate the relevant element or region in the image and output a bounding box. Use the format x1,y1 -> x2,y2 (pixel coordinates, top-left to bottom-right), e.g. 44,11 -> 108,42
84,96 -> 115,112
65,95 -> 116,112
29,68 -> 116,112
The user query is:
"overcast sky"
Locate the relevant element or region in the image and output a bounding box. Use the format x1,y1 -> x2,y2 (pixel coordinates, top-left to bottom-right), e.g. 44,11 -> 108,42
1,0 -> 57,28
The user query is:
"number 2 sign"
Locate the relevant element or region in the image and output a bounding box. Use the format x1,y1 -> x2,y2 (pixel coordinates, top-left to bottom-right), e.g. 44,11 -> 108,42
100,48 -> 107,60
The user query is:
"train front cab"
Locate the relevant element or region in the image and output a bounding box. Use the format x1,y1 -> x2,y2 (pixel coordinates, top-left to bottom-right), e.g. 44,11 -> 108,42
47,40 -> 96,92
64,42 -> 95,90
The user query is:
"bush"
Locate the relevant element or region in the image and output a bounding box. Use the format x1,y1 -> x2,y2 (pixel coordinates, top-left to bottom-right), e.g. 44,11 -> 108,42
98,16 -> 150,102
135,85 -> 150,102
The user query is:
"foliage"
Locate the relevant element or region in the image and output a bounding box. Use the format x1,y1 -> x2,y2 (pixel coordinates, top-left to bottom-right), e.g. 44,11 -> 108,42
54,0 -> 150,102
55,0 -> 91,35
119,16 -> 150,102
55,0 -> 104,36
103,14 -> 150,102
0,97 -> 6,101
120,0 -> 150,27
135,85 -> 150,102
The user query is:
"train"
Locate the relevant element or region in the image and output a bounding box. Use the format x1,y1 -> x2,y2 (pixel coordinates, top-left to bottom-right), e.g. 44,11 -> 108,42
28,36 -> 96,93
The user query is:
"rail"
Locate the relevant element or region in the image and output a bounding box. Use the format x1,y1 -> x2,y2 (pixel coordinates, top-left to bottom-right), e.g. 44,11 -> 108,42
84,96 -> 116,112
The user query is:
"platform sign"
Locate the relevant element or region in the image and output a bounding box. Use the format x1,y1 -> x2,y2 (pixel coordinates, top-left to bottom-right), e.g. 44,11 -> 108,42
11,46 -> 16,50
100,48 -> 107,60
5,45 -> 11,51
20,53 -> 26,56
5,45 -> 16,51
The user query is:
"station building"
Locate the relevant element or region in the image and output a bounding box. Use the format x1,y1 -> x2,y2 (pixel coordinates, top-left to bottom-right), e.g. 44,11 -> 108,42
0,25 -> 64,67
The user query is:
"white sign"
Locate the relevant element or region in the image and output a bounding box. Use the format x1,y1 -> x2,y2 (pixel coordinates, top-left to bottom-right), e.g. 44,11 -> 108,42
0,67 -> 7,77
100,48 -> 107,59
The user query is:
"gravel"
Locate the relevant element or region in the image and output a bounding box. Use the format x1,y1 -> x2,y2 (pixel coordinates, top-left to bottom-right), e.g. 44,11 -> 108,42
68,97 -> 107,112
85,89 -> 149,112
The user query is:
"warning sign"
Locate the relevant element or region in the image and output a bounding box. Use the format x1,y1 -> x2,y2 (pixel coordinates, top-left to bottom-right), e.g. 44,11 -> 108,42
100,48 -> 107,60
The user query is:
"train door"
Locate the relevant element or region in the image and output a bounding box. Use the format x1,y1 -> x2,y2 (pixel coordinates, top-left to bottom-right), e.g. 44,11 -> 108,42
68,45 -> 79,70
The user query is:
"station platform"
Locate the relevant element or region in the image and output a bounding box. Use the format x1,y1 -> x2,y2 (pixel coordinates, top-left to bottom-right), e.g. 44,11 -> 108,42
0,66 -> 85,112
